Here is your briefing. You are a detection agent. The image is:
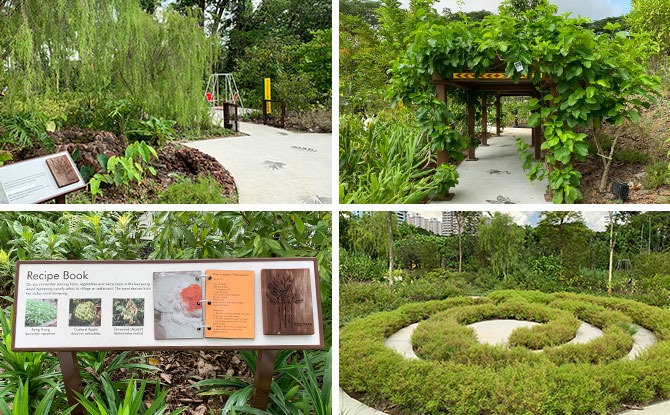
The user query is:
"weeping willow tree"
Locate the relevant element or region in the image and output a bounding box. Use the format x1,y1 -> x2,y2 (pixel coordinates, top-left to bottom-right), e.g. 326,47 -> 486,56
1,0 -> 217,128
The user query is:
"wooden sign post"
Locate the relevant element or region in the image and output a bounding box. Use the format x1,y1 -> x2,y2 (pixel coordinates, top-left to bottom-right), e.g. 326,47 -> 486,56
12,259 -> 323,412
0,151 -> 84,204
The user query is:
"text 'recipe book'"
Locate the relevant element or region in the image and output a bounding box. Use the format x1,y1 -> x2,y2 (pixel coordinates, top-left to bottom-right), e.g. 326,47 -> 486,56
152,268 -> 314,340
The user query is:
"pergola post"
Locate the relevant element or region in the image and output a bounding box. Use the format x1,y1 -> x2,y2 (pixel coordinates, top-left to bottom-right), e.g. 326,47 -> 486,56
495,94 -> 501,136
481,95 -> 489,146
467,101 -> 477,161
434,82 -> 449,166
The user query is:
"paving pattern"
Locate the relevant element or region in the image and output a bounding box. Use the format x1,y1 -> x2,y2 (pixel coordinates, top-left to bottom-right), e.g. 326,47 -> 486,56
184,119 -> 332,204
430,128 -> 550,204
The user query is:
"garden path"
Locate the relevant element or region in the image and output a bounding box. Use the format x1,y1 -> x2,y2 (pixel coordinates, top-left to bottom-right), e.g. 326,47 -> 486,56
184,121 -> 332,204
430,127 -> 550,205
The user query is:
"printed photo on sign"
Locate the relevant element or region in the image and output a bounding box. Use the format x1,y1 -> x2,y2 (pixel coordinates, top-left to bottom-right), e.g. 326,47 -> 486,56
112,298 -> 145,327
153,271 -> 203,339
25,298 -> 58,327
69,298 -> 101,327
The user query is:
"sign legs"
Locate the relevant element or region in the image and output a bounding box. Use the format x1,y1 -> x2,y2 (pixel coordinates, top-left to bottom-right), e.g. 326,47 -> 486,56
251,349 -> 278,410
58,351 -> 84,415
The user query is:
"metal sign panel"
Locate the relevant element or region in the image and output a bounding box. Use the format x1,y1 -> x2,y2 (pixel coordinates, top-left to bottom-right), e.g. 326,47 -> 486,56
0,152 -> 85,204
12,259 -> 323,351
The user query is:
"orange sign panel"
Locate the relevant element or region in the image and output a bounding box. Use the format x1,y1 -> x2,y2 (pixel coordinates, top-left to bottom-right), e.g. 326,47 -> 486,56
205,270 -> 255,339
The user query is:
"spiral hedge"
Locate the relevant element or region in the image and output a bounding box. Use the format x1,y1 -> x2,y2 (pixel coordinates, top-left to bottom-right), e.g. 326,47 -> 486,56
340,291 -> 670,415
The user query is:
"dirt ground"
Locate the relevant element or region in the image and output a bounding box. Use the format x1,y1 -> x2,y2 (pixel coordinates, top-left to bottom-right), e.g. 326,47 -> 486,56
578,91 -> 670,204
107,350 -> 252,414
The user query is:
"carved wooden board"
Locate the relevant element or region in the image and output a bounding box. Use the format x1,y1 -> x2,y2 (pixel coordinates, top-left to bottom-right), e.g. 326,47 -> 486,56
261,268 -> 314,335
46,155 -> 80,188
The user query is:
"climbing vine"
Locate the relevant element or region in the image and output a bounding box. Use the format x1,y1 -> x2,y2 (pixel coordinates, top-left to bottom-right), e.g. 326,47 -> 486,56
390,1 -> 659,203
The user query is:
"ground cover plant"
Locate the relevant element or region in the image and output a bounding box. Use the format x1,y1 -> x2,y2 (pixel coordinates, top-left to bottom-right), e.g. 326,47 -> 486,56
340,291 -> 670,415
0,211 -> 331,414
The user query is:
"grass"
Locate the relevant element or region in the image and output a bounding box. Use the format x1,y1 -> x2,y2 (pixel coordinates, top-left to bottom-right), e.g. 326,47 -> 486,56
155,175 -> 235,204
340,290 -> 670,415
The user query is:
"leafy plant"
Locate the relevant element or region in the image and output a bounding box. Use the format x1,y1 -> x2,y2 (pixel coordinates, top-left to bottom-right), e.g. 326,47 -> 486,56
642,161 -> 670,189
429,164 -> 459,199
0,380 -> 70,415
194,349 -> 331,415
0,150 -> 12,166
89,141 -> 158,201
75,374 -> 186,415
339,111 -> 441,204
0,111 -> 57,152
127,116 -> 176,146
0,308 -> 63,406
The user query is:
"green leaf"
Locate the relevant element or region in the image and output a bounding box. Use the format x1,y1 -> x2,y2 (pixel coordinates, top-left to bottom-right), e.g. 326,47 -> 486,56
528,113 -> 541,127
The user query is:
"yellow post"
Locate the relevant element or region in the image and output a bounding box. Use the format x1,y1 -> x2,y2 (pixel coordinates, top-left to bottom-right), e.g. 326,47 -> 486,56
264,77 -> 272,114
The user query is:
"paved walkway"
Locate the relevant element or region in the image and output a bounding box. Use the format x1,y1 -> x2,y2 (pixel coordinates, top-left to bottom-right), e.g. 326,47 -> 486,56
343,319 -> 664,415
184,120 -> 332,204
431,127 -> 550,204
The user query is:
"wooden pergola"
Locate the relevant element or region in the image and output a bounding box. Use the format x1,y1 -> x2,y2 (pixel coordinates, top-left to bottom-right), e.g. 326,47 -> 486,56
431,60 -> 554,166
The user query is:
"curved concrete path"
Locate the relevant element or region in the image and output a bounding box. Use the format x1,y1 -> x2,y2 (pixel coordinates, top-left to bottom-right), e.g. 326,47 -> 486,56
430,128 -> 550,204
184,121 -> 332,204
345,319 -> 662,415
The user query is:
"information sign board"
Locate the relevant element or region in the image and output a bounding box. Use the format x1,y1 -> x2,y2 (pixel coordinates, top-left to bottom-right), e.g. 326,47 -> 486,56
12,259 -> 323,351
0,152 -> 85,204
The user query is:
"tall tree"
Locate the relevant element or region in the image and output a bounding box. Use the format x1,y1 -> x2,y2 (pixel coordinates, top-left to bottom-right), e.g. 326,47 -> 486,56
535,211 -> 592,274
499,0 -> 550,17
608,211 -> 615,295
455,211 -> 481,272
387,212 -> 394,284
627,0 -> 670,55
478,212 -> 524,280
340,0 -> 382,26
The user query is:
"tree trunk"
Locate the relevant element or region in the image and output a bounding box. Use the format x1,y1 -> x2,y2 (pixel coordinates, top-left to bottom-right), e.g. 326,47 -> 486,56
608,211 -> 614,296
388,212 -> 394,285
457,212 -> 464,273
598,123 -> 620,192
458,232 -> 463,273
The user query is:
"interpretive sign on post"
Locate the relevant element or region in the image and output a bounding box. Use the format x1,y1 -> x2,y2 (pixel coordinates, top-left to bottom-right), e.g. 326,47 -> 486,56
12,258 -> 323,413
0,151 -> 84,204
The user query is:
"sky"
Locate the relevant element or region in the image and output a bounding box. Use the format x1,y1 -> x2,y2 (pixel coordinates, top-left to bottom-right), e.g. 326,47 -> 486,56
408,211 -> 609,231
399,0 -> 631,20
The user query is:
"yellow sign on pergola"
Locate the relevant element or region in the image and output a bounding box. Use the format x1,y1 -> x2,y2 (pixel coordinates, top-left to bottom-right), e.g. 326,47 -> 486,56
264,77 -> 272,114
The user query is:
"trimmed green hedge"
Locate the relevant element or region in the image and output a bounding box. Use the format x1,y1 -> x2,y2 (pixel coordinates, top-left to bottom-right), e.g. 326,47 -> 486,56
340,290 -> 670,415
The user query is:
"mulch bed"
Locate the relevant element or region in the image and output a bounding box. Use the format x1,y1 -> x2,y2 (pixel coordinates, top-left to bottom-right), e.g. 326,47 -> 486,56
578,157 -> 670,204
105,350 -> 251,414
13,128 -> 237,204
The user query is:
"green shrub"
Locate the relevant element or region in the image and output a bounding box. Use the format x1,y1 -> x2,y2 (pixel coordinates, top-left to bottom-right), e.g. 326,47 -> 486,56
633,252 -> 670,278
339,110 -> 447,204
155,176 -> 233,204
127,116 -> 176,146
642,161 -> 670,189
340,277 -> 471,324
341,290 -> 670,415
339,249 -> 387,282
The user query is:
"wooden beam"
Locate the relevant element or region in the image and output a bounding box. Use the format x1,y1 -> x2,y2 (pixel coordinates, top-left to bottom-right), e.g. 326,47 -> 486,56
434,82 -> 449,165
467,102 -> 477,161
481,95 -> 489,146
58,352 -> 84,415
251,349 -> 278,410
495,95 -> 502,136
